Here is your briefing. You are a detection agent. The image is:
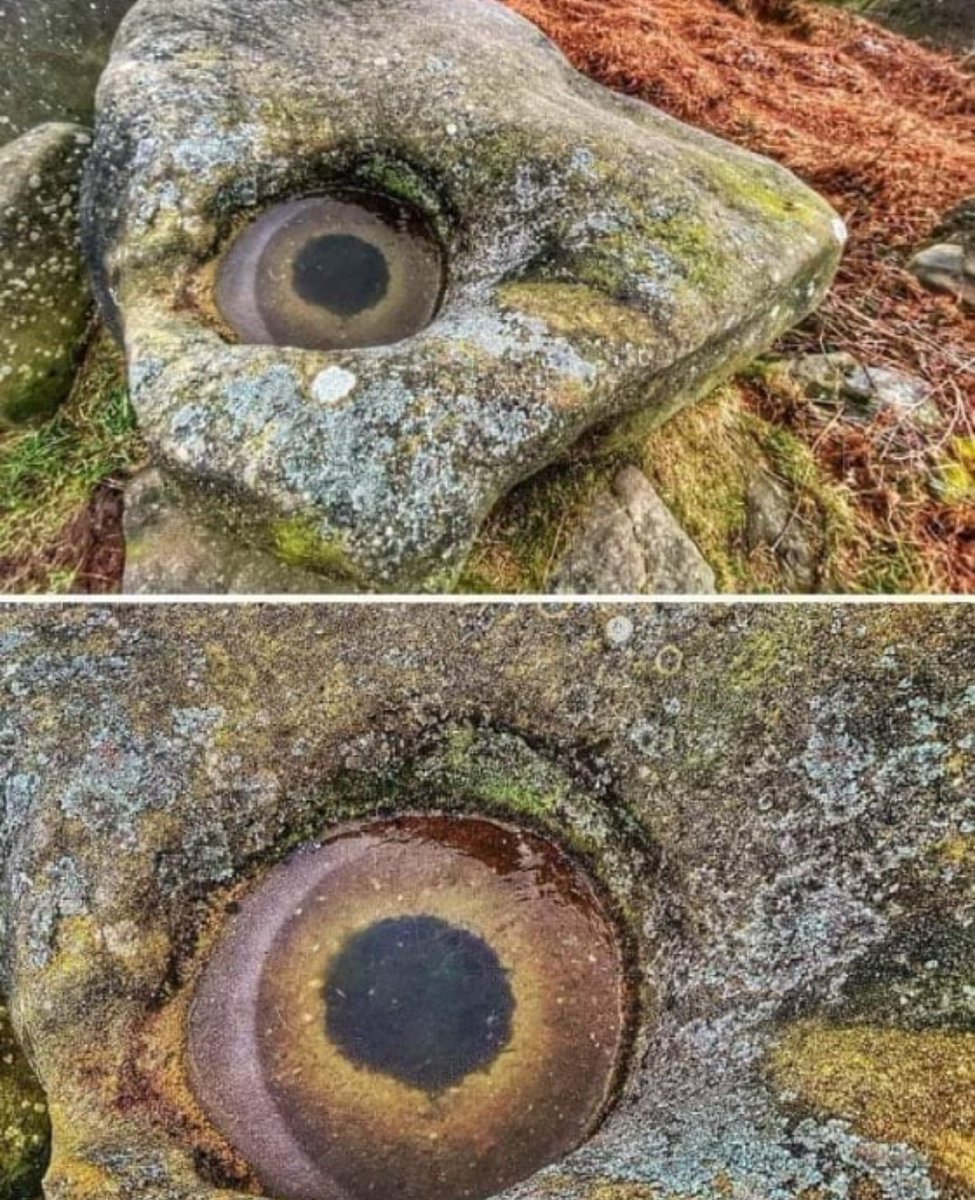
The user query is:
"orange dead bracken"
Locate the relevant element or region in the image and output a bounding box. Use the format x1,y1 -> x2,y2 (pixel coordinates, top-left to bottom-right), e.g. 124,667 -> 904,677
504,0 -> 975,591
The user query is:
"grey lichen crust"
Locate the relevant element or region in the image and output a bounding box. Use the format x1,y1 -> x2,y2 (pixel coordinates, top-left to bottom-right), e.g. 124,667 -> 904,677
0,605 -> 973,1200
0,123 -> 93,427
83,0 -> 846,590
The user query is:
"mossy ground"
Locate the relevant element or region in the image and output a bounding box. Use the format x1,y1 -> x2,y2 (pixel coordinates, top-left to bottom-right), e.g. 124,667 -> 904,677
0,322 -> 943,596
0,1001 -> 49,1200
462,381 -> 919,594
0,329 -> 145,593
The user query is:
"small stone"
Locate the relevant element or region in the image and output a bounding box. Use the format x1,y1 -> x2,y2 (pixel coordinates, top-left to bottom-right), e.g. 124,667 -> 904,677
784,352 -> 939,425
312,366 -> 357,405
909,243 -> 975,309
745,470 -> 819,591
556,467 -> 716,595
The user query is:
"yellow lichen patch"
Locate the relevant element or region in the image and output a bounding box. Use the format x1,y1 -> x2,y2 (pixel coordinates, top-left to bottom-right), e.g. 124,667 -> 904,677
935,438 -> 975,506
46,915 -> 103,984
587,1185 -> 660,1200
498,282 -> 658,345
936,836 -> 975,868
0,1000 -> 49,1200
771,1020 -> 975,1192
43,1154 -> 120,1199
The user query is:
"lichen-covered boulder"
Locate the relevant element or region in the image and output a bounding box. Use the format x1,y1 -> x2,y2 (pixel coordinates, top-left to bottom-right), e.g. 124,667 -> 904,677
83,0 -> 846,591
0,605 -> 972,1200
0,0 -> 136,146
0,123 -> 93,427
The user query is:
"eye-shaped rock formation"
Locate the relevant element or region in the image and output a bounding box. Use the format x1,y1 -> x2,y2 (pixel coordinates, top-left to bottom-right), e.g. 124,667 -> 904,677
1,606 -> 972,1200
82,0 -> 846,590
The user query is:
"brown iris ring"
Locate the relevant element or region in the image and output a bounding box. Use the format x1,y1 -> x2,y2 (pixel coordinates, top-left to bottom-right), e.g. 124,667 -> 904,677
214,189 -> 447,352
188,814 -> 628,1200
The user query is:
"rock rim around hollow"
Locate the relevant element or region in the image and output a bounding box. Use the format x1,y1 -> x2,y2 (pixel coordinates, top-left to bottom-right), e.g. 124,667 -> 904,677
83,0 -> 847,591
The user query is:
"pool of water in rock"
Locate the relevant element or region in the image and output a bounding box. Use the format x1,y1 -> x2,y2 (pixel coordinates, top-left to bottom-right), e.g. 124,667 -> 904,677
215,191 -> 446,352
188,814 -> 626,1200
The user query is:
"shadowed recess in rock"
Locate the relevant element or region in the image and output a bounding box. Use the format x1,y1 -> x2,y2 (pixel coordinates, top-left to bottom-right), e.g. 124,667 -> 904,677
188,814 -> 626,1200
215,191 -> 445,351
325,914 -> 515,1091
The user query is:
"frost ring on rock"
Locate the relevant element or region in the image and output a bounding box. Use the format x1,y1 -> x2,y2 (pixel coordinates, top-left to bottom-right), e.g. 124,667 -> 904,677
82,0 -> 846,590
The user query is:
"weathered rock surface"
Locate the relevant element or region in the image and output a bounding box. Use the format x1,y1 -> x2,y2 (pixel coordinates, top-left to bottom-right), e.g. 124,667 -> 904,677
0,0 -> 136,146
83,0 -> 845,591
0,606 -> 973,1199
122,469 -> 346,594
0,123 -> 92,427
781,351 -> 939,425
555,466 -> 715,593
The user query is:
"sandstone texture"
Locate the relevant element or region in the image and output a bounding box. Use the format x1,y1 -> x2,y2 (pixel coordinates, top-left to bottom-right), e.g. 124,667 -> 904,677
0,605 -> 973,1199
83,0 -> 845,591
0,123 -> 92,427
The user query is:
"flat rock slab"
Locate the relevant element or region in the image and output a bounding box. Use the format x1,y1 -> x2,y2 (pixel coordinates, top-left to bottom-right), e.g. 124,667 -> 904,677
555,466 -> 716,593
83,0 -> 845,591
782,351 -> 940,425
0,0 -> 136,145
0,123 -> 92,427
1,606 -> 972,1199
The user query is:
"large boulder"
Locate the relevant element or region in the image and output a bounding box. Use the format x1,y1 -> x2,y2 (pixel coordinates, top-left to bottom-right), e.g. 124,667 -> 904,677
83,0 -> 845,591
0,123 -> 92,427
0,606 -> 972,1199
0,0 -> 136,146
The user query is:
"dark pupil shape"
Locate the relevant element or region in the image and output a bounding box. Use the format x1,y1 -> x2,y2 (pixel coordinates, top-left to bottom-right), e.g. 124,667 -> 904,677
325,915 -> 514,1092
292,234 -> 390,317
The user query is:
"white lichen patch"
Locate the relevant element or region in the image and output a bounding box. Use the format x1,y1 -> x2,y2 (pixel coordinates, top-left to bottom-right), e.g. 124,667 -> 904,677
312,366 -> 358,406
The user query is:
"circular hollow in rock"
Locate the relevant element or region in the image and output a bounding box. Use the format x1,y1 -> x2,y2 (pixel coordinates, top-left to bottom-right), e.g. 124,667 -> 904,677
215,191 -> 446,352
188,814 -> 627,1200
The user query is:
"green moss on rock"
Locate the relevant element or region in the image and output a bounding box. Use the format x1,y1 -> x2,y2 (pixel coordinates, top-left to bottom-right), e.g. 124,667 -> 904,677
271,517 -> 362,581
0,1000 -> 49,1200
